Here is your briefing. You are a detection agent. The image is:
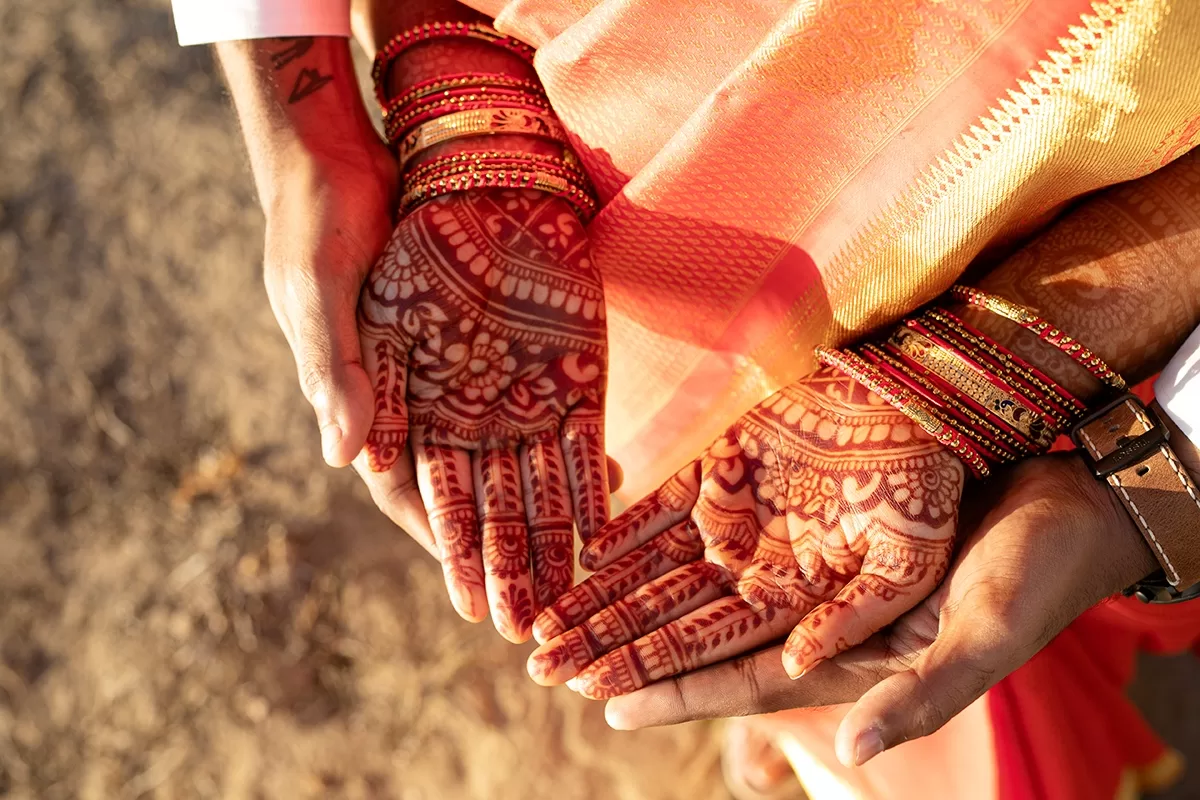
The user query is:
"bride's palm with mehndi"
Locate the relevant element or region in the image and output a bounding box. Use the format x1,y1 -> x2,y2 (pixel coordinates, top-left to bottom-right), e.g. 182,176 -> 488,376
355,189 -> 609,643
527,368 -> 962,697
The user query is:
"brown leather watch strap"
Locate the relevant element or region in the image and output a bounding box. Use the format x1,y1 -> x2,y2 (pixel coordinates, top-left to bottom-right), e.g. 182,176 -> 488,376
1074,396 -> 1200,588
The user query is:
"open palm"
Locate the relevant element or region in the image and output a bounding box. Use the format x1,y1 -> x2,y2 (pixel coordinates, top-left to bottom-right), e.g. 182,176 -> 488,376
527,367 -> 963,696
356,188 -> 609,642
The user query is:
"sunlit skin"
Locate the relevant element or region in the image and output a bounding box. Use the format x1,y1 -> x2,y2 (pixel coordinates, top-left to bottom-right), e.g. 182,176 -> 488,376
528,368 -> 961,696
358,189 -> 608,642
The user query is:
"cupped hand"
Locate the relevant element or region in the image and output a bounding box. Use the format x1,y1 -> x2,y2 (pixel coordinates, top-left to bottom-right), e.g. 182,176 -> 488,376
599,454 -> 1156,768
355,188 -> 609,642
263,140 -> 398,469
526,367 -> 963,696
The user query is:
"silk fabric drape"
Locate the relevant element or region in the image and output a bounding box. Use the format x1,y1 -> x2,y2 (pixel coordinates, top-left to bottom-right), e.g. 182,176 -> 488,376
452,1 -> 1200,797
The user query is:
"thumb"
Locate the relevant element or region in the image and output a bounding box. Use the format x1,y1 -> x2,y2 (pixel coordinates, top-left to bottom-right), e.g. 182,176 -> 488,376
833,618 -> 1014,768
276,267 -> 376,468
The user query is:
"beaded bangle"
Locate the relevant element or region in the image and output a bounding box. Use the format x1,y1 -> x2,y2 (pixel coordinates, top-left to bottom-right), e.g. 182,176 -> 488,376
372,22 -> 536,106
862,345 -> 1025,464
396,108 -> 568,166
404,150 -> 586,184
950,285 -> 1127,391
401,167 -> 597,220
404,161 -> 585,196
893,323 -> 1057,449
381,73 -> 545,119
815,346 -> 991,479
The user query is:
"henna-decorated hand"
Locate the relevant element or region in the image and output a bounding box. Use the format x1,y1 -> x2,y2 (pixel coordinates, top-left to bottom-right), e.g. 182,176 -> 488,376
355,189 -> 609,643
526,367 -> 962,695
598,453 -> 1159,768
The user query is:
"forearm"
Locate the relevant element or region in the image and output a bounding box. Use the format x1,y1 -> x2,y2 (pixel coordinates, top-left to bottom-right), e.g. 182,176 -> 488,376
215,37 -> 388,212
958,152 -> 1200,400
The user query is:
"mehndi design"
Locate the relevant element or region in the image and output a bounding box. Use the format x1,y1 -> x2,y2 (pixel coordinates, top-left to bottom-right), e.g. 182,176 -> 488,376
358,188 -> 608,642
528,368 -> 960,696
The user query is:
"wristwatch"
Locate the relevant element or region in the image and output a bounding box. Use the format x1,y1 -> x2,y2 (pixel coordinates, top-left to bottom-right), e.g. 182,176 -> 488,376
1071,393 -> 1200,604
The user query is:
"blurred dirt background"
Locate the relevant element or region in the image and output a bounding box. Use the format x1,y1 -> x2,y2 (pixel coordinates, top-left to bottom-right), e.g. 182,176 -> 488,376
2,1 -> 1199,799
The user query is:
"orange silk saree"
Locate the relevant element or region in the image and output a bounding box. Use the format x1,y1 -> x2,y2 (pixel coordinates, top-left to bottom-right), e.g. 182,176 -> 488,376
453,0 -> 1200,797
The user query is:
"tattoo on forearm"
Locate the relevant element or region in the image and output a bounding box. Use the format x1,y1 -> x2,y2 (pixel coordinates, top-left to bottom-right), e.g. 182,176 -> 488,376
270,37 -> 315,70
288,68 -> 334,104
267,37 -> 333,104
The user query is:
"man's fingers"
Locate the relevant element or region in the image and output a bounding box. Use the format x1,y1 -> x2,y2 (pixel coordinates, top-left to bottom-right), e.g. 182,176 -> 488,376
562,399 -> 610,544
473,447 -> 535,643
532,520 -> 704,644
834,623 -> 1008,768
579,461 -> 701,571
352,447 -> 437,558
572,595 -> 803,700
527,561 -> 732,686
272,265 -> 379,468
603,644 -> 886,730
414,441 -> 488,623
606,456 -> 623,493
780,539 -> 946,679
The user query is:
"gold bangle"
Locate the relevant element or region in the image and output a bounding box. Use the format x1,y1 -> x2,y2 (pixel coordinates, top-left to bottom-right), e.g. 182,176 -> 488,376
861,344 -> 1025,462
921,309 -> 1079,426
397,108 -> 568,167
890,326 -> 1057,449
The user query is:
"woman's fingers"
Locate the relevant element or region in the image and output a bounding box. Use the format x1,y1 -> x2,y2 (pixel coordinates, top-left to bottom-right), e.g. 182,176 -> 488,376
357,318 -> 410,472
579,461 -> 702,571
528,560 -> 733,686
781,535 -> 951,679
414,441 -> 488,623
533,520 -> 704,644
521,438 -> 576,612
572,595 -> 804,700
561,397 -> 610,544
473,447 -> 535,642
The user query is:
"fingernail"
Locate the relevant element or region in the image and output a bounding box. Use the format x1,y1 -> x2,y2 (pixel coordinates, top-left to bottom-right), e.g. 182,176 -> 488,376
787,657 -> 825,681
320,424 -> 343,465
605,700 -> 634,731
854,727 -> 885,766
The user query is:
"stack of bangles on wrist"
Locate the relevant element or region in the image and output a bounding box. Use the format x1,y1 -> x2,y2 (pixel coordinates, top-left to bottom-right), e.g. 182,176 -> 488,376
816,285 -> 1126,479
372,23 -> 597,221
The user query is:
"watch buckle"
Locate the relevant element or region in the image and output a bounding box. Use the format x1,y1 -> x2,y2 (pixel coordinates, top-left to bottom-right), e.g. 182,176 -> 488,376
1069,392 -> 1169,480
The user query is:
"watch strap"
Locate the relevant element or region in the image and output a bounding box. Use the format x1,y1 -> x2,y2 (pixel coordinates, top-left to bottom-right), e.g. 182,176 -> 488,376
1072,395 -> 1200,588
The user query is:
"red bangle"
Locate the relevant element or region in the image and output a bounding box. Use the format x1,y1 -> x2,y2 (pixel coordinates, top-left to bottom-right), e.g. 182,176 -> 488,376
898,320 -> 1059,450
401,165 -> 597,221
381,72 -> 546,118
950,285 -> 1126,391
372,22 -> 536,106
921,308 -> 1085,420
386,86 -> 549,131
863,346 -> 1025,464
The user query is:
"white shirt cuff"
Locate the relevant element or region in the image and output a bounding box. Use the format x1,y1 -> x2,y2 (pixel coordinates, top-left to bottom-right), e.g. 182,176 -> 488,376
173,0 -> 351,46
1156,323 -> 1200,447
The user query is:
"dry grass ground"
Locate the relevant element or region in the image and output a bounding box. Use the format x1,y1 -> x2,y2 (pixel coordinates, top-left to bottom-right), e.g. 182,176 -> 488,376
1,1 -> 1198,798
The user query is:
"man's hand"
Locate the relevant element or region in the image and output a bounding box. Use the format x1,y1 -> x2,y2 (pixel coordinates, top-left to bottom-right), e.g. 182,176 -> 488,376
526,368 -> 963,696
355,188 -> 609,642
600,453 -> 1158,768
216,36 -> 400,470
